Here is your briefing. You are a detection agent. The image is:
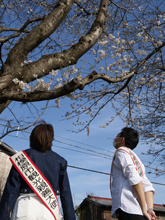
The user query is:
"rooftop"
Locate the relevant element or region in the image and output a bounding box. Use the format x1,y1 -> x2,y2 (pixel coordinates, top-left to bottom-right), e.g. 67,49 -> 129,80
81,195 -> 165,212
0,140 -> 17,156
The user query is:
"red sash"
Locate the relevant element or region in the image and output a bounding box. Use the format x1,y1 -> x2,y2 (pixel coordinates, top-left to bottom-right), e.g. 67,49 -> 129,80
10,150 -> 62,220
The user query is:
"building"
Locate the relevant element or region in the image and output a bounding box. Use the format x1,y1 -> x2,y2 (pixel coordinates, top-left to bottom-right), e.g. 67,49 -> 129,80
77,195 -> 165,220
0,140 -> 17,199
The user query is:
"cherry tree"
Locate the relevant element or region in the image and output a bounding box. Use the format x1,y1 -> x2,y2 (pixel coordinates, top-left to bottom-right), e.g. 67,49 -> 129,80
0,0 -> 165,167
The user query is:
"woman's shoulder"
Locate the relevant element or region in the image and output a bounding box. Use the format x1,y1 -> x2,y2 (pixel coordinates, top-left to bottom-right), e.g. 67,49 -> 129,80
48,150 -> 66,162
23,148 -> 36,154
23,148 -> 67,163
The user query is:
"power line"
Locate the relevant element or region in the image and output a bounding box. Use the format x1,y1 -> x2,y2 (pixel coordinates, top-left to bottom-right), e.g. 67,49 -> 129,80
1,127 -> 114,154
2,134 -> 112,160
1,129 -> 163,166
1,124 -> 165,167
1,134 -> 165,186
55,139 -> 113,158
68,165 -> 110,175
53,144 -> 111,159
67,165 -> 165,186
54,134 -> 114,153
2,134 -> 165,173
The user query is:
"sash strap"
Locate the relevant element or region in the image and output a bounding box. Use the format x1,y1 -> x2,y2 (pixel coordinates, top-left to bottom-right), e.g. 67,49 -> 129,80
10,151 -> 62,220
110,147 -> 144,194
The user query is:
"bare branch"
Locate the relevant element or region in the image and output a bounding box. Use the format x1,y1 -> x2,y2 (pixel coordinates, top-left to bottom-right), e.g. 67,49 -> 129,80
110,0 -> 128,10
76,75 -> 133,133
0,17 -> 45,43
0,101 -> 49,139
74,1 -> 96,16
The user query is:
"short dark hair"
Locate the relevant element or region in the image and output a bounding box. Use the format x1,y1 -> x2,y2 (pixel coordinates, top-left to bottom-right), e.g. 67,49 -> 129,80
120,127 -> 139,150
30,121 -> 54,152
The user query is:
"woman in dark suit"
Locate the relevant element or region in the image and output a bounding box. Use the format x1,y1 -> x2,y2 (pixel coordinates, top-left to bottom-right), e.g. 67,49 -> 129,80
0,121 -> 76,220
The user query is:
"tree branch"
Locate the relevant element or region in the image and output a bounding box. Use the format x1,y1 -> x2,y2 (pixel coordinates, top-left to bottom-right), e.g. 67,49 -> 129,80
0,101 -> 49,139
4,0 -> 75,66
0,17 -> 45,43
0,70 -> 134,102
0,0 -> 109,92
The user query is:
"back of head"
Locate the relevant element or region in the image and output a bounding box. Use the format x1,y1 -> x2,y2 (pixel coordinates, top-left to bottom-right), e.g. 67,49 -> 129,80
30,121 -> 54,152
120,127 -> 139,150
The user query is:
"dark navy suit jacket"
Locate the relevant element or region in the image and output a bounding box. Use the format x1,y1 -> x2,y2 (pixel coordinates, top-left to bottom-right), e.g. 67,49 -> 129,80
0,148 -> 76,220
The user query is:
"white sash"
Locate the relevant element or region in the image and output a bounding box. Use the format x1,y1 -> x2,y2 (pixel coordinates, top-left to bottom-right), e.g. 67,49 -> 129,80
10,151 -> 62,220
110,147 -> 144,194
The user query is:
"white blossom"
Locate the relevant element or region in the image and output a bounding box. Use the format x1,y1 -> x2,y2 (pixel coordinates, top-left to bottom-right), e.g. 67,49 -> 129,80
64,72 -> 69,80
139,76 -> 145,81
33,74 -> 38,78
101,125 -> 106,128
55,83 -> 62,89
157,41 -> 162,46
116,53 -> 121,57
98,40 -> 109,45
137,104 -> 141,109
129,40 -> 135,45
137,50 -> 147,56
109,34 -> 115,40
55,98 -> 60,104
114,38 -> 120,45
57,78 -> 62,82
142,26 -> 146,30
23,60 -> 33,64
142,36 -> 148,43
72,65 -> 78,73
123,56 -> 127,62
129,58 -> 134,63
77,75 -> 82,80
137,32 -> 143,38
92,49 -> 96,54
35,78 -> 51,91
94,57 -> 99,63
18,81 -> 27,91
49,70 -> 58,77
111,45 -> 116,49
123,22 -> 129,28
121,39 -> 126,44
12,78 -> 19,84
120,69 -> 129,76
98,50 -> 107,59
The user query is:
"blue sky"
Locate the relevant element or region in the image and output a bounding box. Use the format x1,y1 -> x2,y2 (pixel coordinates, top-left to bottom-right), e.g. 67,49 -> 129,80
1,98 -> 165,208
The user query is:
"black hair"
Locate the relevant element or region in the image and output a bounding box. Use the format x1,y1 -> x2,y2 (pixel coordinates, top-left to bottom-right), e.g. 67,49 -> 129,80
30,121 -> 54,152
120,127 -> 139,150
